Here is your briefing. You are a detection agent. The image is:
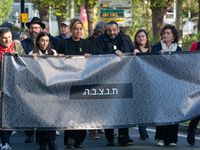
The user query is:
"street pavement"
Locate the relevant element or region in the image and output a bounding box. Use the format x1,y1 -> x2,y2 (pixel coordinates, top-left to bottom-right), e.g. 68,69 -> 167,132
6,127 -> 200,150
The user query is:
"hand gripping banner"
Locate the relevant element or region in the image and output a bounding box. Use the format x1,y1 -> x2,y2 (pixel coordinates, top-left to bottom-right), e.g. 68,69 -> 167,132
1,52 -> 200,130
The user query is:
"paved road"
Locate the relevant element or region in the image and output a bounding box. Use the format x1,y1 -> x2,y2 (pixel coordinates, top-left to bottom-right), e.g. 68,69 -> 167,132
6,127 -> 200,150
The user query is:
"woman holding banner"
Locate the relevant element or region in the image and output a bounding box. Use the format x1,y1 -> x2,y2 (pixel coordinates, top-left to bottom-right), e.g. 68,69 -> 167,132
57,18 -> 93,149
29,31 -> 59,150
133,29 -> 151,140
152,24 -> 181,147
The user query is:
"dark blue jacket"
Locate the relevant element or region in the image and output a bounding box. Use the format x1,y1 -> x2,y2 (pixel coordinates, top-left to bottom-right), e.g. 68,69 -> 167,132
50,34 -> 59,51
21,38 -> 34,55
95,31 -> 135,54
152,42 -> 182,52
55,34 -> 63,40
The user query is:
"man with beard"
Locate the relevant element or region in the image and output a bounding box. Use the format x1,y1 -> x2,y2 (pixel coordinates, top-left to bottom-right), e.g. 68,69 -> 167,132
21,17 -> 45,54
95,21 -> 135,147
20,17 -> 45,143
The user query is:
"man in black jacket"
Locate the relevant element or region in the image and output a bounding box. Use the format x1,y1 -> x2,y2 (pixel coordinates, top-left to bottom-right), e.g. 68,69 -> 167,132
95,21 -> 135,57
95,21 -> 135,146
21,17 -> 45,54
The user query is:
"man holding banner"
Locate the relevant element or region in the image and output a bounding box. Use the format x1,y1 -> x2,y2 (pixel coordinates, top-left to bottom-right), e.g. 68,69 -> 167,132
95,21 -> 136,146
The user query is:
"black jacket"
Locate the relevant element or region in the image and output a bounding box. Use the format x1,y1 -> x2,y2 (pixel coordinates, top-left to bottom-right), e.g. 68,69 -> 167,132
21,38 -> 34,55
152,42 -> 182,52
55,34 -> 63,40
86,34 -> 95,54
57,37 -> 94,55
50,34 -> 59,51
95,31 -> 135,54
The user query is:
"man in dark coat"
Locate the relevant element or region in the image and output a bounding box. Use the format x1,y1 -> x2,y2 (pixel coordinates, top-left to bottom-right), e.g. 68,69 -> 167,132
95,22 -> 136,56
55,21 -> 71,40
95,21 -> 135,146
21,17 -> 45,55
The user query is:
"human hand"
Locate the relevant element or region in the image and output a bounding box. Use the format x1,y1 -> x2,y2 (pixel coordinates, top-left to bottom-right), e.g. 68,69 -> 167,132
84,53 -> 92,58
32,52 -> 38,58
58,54 -> 64,57
160,50 -> 165,54
133,49 -> 140,56
115,50 -> 122,57
11,51 -> 18,56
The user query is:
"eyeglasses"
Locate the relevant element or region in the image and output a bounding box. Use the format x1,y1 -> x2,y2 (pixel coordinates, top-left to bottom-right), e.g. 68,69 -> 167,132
30,27 -> 41,30
0,28 -> 10,33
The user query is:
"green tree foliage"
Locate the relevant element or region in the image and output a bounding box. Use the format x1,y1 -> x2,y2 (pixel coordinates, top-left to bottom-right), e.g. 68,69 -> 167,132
75,0 -> 98,36
127,1 -> 152,41
0,0 -> 13,24
29,0 -> 68,19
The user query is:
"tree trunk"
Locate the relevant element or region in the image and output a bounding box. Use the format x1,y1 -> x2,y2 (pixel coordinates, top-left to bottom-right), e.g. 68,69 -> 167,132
85,4 -> 94,36
39,7 -> 49,22
151,6 -> 164,39
56,15 -> 64,34
198,0 -> 200,33
150,0 -> 173,39
175,0 -> 183,47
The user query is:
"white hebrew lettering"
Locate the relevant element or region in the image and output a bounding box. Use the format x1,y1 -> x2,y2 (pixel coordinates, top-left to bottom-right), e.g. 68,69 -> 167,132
110,88 -> 118,95
105,88 -> 109,95
91,89 -> 97,95
99,89 -> 104,95
83,89 -> 90,95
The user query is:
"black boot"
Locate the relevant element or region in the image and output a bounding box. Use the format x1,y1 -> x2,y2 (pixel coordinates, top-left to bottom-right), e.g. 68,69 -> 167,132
187,127 -> 196,145
118,135 -> 134,146
49,140 -> 58,150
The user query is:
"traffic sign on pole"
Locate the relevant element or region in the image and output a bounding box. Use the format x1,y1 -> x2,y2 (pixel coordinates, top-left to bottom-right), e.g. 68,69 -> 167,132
99,9 -> 132,18
21,13 -> 28,23
98,0 -> 132,8
100,18 -> 132,27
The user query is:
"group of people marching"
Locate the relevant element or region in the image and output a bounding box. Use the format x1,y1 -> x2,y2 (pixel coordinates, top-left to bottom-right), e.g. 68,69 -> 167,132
0,16 -> 199,150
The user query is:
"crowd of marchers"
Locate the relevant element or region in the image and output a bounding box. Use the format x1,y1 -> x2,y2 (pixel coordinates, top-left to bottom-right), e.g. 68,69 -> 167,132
0,16 -> 199,150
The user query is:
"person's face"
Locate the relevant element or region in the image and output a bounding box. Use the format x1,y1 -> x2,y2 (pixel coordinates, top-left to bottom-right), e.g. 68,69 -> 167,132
96,30 -> 105,36
106,24 -> 119,39
136,32 -> 147,46
37,35 -> 49,50
42,28 -> 49,34
0,31 -> 12,48
71,24 -> 83,40
61,24 -> 70,36
20,34 -> 28,41
162,29 -> 175,43
29,23 -> 42,36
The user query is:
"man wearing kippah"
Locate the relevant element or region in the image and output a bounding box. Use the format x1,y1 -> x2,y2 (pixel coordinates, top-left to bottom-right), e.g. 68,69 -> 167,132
95,21 -> 136,146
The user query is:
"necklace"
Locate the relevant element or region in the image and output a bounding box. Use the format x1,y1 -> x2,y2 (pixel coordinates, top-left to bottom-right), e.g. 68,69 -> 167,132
111,39 -> 118,50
